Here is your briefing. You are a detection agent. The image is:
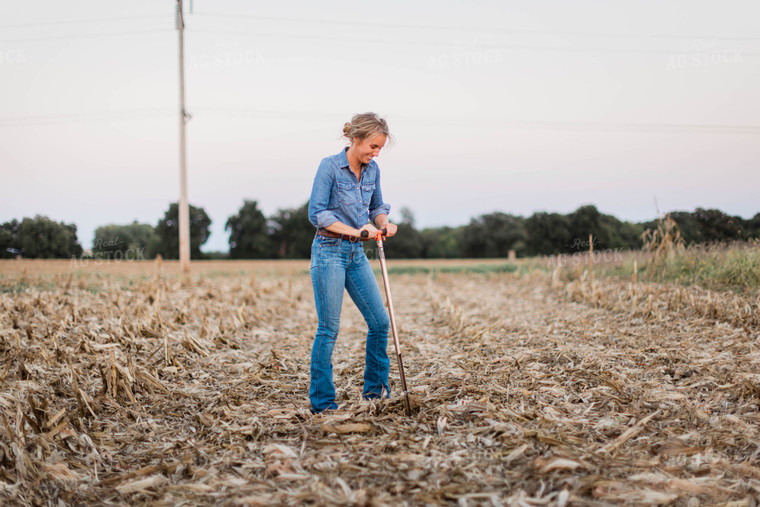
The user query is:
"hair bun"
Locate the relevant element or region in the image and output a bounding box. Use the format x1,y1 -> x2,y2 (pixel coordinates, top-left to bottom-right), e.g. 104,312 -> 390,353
341,113 -> 392,144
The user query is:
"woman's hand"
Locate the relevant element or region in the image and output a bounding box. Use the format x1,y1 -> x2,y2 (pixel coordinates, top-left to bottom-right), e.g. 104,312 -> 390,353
359,223 -> 379,238
372,214 -> 396,238
361,221 -> 397,238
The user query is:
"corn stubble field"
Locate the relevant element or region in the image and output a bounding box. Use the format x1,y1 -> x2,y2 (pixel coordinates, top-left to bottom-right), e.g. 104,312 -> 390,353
1,257 -> 759,506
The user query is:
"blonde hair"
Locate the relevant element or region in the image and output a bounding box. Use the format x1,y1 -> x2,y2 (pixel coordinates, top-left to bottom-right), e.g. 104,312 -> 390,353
342,112 -> 393,145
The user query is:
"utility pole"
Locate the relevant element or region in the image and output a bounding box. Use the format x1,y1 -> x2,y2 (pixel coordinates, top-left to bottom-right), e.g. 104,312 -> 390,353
177,0 -> 190,272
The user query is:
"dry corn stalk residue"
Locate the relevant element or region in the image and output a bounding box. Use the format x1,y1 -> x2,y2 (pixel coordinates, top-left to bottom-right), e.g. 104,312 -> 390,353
0,260 -> 759,506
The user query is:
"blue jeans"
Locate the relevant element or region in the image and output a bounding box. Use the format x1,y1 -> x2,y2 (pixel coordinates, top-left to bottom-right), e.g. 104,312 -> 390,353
309,234 -> 390,412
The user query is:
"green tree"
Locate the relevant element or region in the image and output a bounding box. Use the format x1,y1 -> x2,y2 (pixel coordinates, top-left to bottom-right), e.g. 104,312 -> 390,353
0,219 -> 20,258
746,213 -> 760,240
7,215 -> 83,258
461,212 -> 526,258
616,220 -> 645,250
382,207 -> 423,258
93,221 -> 157,260
642,209 -> 749,246
225,199 -> 274,259
566,205 -> 604,251
642,211 -> 700,245
270,201 -> 313,259
154,203 -> 211,259
567,205 -> 642,252
420,226 -> 462,258
524,212 -> 571,256
693,208 -> 747,242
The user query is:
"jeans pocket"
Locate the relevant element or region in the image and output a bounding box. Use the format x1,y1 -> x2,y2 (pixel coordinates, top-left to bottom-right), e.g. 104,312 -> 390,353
319,237 -> 340,248
312,237 -> 339,269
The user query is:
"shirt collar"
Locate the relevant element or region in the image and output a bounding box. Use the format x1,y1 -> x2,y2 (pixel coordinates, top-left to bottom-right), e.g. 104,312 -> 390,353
338,147 -> 350,168
339,146 -> 367,171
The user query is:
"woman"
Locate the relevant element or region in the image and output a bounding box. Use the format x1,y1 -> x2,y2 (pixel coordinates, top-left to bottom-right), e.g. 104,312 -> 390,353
307,112 -> 398,413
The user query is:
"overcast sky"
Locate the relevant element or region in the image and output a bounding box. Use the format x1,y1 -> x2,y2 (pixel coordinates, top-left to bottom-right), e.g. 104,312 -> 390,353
1,0 -> 758,252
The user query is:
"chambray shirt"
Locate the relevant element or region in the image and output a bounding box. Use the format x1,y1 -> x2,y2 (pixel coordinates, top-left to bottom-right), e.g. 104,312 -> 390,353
308,147 -> 391,230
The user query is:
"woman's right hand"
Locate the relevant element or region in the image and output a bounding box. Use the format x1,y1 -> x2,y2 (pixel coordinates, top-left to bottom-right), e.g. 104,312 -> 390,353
359,224 -> 379,238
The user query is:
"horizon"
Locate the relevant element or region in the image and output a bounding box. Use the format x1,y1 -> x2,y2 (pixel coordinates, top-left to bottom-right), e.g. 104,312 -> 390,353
6,201 -> 756,254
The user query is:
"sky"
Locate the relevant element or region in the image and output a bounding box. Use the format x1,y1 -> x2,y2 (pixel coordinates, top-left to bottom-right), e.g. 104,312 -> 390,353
1,0 -> 758,252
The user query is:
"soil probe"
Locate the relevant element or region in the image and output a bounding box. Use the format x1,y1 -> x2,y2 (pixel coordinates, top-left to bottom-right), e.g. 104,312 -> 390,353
362,228 -> 412,415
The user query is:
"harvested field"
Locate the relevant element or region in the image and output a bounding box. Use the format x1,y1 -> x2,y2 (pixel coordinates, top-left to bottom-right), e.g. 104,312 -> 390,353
1,259 -> 759,505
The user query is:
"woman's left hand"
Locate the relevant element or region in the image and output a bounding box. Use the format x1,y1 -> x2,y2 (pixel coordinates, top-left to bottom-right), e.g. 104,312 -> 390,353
383,223 -> 398,238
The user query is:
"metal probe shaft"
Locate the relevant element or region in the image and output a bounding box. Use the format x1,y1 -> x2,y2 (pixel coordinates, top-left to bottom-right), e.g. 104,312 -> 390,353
373,230 -> 412,415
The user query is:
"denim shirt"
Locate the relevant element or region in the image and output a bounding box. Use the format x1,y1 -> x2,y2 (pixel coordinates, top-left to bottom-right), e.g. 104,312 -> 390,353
308,147 -> 391,230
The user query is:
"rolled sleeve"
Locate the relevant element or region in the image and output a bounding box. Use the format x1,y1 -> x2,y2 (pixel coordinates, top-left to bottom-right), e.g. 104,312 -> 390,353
369,203 -> 391,224
315,210 -> 338,229
308,159 -> 336,228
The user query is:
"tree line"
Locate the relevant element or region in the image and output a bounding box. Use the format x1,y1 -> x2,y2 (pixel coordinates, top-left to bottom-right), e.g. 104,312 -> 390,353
1,202 -> 758,260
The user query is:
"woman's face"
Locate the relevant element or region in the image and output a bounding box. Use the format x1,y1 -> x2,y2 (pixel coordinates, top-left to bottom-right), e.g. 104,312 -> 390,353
353,134 -> 387,165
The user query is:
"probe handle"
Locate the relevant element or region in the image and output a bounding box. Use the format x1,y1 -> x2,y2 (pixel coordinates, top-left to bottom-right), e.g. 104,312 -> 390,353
360,228 -> 387,239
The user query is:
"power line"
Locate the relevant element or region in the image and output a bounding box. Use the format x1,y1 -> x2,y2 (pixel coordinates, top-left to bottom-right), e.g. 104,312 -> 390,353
0,29 -> 172,43
190,29 -> 760,56
3,107 -> 758,135
195,12 -> 760,42
192,107 -> 760,134
471,119 -> 760,134
0,108 -> 178,127
5,27 -> 756,56
0,15 -> 165,29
